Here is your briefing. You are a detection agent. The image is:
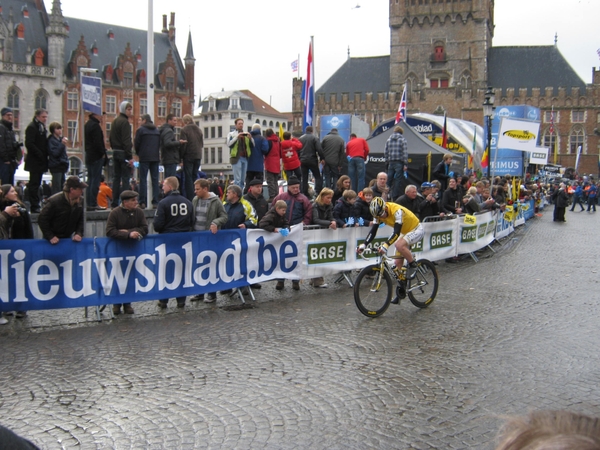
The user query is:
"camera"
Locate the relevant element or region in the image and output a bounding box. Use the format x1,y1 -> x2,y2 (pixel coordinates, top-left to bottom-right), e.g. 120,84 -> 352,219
13,203 -> 27,215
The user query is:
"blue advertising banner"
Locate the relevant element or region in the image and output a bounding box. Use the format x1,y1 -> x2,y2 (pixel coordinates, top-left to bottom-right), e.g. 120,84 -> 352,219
490,106 -> 540,177
81,75 -> 102,115
0,227 -> 303,312
320,114 -> 350,143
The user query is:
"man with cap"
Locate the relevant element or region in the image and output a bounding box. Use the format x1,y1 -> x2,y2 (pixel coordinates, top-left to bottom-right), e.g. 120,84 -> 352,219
84,111 -> 107,210
154,176 -> 194,309
134,114 -> 161,209
24,109 -> 49,213
243,178 -> 268,222
109,101 -> 133,208
0,107 -> 22,186
106,189 -> 149,315
38,176 -> 87,244
271,176 -> 312,291
417,181 -> 443,221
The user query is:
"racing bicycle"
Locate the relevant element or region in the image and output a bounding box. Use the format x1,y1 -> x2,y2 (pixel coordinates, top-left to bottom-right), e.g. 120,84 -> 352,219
353,253 -> 439,318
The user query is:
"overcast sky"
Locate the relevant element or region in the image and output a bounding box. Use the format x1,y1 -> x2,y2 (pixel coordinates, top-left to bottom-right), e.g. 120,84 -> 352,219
58,0 -> 600,113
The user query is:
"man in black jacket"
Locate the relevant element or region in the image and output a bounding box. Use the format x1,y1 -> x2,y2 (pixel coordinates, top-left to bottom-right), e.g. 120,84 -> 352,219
154,176 -> 194,309
0,107 -> 21,186
299,126 -> 324,197
24,109 -> 48,213
109,101 -> 133,208
84,111 -> 107,209
134,114 -> 161,208
160,114 -> 186,179
38,176 -> 86,244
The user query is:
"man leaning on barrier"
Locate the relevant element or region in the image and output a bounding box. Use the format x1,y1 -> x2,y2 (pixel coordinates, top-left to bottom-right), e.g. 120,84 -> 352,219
106,190 -> 149,315
38,176 -> 86,245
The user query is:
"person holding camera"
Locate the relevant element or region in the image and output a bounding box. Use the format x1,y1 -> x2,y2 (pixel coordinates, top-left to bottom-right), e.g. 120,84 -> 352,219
226,118 -> 254,191
0,107 -> 22,186
0,184 -> 33,320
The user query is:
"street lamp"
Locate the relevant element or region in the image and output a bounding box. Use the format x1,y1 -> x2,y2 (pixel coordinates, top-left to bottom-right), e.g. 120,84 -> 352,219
483,87 -> 495,179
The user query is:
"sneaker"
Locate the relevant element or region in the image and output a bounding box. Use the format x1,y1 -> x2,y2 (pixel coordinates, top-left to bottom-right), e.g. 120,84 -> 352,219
250,283 -> 262,289
3,311 -> 14,317
204,294 -> 217,303
292,281 -> 300,291
157,301 -> 167,309
15,311 -> 27,319
240,287 -> 250,295
123,305 -> 134,314
112,305 -> 121,315
314,283 -> 328,288
0,317 -> 8,325
390,296 -> 400,304
191,294 -> 204,302
220,289 -> 232,295
406,263 -> 418,280
276,281 -> 284,290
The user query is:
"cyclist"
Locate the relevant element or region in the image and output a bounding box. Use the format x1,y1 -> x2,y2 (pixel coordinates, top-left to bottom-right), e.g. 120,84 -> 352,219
357,197 -> 425,301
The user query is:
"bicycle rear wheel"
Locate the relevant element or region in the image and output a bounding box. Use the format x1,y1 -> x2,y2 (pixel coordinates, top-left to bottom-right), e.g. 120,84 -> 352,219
407,259 -> 438,308
354,264 -> 393,317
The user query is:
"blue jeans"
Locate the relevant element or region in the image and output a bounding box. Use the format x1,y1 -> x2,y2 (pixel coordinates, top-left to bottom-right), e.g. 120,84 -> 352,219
139,161 -> 159,206
232,157 -> 248,190
163,163 -> 178,179
323,164 -> 341,190
111,158 -> 131,207
387,161 -> 404,200
51,171 -> 65,195
348,157 -> 366,193
183,159 -> 201,201
0,162 -> 16,186
86,158 -> 104,207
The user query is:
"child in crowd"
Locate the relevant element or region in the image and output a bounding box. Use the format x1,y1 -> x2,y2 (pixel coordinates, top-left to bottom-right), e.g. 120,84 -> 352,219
333,189 -> 359,228
280,132 -> 303,181
259,200 -> 290,233
353,187 -> 374,226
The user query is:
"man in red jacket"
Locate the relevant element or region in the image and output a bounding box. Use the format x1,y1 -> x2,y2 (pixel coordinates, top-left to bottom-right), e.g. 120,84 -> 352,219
346,133 -> 370,193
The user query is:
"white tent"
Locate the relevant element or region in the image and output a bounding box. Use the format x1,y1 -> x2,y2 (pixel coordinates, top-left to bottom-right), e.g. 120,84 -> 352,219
14,162 -> 52,182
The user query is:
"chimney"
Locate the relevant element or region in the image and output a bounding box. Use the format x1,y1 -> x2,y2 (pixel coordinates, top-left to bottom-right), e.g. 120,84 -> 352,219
162,14 -> 168,33
168,12 -> 175,42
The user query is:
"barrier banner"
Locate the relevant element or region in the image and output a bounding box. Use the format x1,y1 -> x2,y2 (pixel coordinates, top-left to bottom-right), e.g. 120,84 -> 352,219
0,226 -> 303,312
417,217 -> 458,261
514,202 -> 525,226
495,210 -> 514,239
457,211 -> 496,255
520,199 -> 535,221
303,227 -> 372,277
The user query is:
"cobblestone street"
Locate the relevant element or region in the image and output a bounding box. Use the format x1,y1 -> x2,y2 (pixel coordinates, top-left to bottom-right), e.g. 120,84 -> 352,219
1,208 -> 599,449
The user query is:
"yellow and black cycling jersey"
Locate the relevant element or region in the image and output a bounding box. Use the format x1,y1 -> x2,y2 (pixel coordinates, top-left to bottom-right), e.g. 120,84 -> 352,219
364,202 -> 420,247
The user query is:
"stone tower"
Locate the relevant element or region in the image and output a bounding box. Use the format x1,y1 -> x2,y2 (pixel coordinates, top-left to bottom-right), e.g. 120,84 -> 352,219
389,0 -> 494,97
46,0 -> 69,70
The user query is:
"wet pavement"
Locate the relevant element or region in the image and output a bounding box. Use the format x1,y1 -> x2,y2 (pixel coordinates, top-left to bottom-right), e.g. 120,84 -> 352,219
1,207 -> 599,449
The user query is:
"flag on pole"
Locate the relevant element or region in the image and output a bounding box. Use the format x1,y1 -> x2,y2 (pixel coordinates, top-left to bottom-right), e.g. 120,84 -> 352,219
394,84 -> 407,124
302,41 -> 314,131
575,145 -> 582,174
291,60 -> 298,72
441,113 -> 448,149
279,123 -> 284,140
549,106 -> 557,165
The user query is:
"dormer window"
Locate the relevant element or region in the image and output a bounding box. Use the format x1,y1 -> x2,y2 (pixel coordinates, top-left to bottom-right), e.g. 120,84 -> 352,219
107,29 -> 114,39
230,97 -> 239,110
123,61 -> 134,87
22,6 -> 29,18
209,98 -> 216,111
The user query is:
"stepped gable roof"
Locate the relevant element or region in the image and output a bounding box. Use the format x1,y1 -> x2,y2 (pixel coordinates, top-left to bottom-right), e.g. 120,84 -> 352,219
316,55 -> 391,101
63,17 -> 186,87
0,0 -> 49,65
489,46 -> 586,97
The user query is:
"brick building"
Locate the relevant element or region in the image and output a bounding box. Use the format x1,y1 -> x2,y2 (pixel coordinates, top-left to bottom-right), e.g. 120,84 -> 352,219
0,0 -> 194,177
293,0 -> 600,175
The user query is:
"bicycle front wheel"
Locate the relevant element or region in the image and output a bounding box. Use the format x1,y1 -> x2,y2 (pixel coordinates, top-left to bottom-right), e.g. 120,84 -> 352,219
407,259 -> 438,308
354,264 -> 393,317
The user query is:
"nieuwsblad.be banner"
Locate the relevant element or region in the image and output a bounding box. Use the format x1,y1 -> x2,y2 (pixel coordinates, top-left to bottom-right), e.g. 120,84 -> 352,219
0,226 -> 303,312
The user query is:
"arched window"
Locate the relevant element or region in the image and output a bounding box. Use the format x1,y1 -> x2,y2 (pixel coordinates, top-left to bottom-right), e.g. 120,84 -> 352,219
460,73 -> 472,90
269,121 -> 273,127
262,120 -> 267,126
7,87 -> 20,130
68,156 -> 82,176
35,89 -> 48,111
569,127 -> 585,154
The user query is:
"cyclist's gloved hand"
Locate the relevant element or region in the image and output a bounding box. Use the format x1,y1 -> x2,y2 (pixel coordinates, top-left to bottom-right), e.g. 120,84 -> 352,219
378,243 -> 389,255
356,244 -> 366,254
279,228 -> 289,237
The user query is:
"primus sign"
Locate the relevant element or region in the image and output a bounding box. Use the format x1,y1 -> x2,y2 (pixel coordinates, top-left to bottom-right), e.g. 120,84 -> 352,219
0,228 -> 302,311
